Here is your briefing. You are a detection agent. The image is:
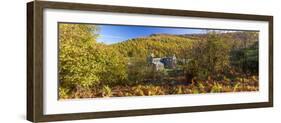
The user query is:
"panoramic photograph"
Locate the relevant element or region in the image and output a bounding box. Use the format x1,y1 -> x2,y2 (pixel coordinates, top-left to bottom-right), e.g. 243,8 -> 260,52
58,23 -> 259,99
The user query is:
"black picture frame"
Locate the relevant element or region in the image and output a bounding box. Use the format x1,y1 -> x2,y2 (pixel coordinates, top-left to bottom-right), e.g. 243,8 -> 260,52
27,1 -> 273,122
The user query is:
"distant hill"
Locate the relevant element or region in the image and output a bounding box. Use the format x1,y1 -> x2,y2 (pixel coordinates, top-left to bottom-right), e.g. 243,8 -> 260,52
111,31 -> 258,59
178,31 -> 258,49
111,34 -> 194,59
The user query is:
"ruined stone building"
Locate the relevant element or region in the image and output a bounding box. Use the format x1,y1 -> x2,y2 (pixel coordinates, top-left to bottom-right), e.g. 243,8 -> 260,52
147,53 -> 177,71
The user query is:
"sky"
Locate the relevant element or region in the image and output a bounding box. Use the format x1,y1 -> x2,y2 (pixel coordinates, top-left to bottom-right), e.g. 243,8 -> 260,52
96,24 -> 207,44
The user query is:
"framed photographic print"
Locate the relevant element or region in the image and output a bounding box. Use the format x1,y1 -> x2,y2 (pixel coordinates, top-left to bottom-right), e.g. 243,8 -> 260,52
27,1 -> 273,122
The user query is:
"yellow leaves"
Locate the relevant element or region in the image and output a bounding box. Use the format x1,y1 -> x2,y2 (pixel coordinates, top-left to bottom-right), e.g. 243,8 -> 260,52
59,23 -> 128,89
223,76 -> 230,82
192,89 -> 199,94
198,83 -> 205,93
233,83 -> 240,92
211,82 -> 223,93
58,87 -> 70,99
102,85 -> 112,97
176,86 -> 183,94
130,85 -> 166,96
251,76 -> 258,81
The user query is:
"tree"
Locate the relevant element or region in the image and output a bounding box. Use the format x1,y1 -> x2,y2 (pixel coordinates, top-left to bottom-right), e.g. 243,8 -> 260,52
59,24 -> 128,89
94,45 -> 128,86
204,33 -> 230,75
230,41 -> 258,75
59,24 -> 101,88
185,32 -> 231,80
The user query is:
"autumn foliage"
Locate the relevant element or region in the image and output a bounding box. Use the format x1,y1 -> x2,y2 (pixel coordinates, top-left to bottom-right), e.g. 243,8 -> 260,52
58,24 -> 259,99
